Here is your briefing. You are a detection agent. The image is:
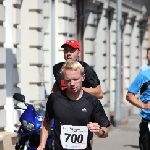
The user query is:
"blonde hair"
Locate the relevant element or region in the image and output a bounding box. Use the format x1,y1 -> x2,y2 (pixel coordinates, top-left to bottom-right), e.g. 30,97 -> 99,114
61,61 -> 84,75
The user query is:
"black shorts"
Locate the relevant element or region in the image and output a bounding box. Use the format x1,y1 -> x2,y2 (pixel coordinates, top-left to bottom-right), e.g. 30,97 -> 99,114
89,132 -> 93,140
139,118 -> 150,150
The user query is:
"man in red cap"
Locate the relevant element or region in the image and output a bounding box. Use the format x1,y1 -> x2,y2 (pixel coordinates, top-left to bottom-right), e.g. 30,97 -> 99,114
51,40 -> 103,99
50,40 -> 103,148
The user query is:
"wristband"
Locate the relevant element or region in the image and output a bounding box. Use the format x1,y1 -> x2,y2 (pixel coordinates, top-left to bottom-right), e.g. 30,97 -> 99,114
99,127 -> 105,137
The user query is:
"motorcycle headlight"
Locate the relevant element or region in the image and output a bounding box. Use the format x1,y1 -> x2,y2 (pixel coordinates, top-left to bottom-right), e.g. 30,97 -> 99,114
22,120 -> 34,131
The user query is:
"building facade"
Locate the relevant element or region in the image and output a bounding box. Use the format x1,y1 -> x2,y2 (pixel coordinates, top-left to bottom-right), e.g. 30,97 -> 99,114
0,0 -> 150,131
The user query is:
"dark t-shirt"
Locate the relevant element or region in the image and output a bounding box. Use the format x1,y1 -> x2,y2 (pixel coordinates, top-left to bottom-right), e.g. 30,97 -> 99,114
53,61 -> 100,90
45,90 -> 110,150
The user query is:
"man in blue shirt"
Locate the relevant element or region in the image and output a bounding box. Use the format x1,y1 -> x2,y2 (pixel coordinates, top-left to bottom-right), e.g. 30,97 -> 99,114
126,69 -> 150,150
140,48 -> 150,71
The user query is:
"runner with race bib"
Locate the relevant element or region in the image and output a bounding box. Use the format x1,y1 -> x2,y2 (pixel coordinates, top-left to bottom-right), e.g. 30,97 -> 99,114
37,61 -> 110,150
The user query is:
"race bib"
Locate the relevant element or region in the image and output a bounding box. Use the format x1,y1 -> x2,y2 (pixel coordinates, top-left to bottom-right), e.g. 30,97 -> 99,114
60,125 -> 88,149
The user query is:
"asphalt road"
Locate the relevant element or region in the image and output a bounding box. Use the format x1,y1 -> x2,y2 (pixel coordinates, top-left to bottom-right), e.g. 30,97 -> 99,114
93,115 -> 140,150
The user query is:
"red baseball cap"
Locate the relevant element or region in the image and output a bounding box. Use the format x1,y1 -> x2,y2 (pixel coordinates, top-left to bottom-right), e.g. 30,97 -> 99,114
61,40 -> 80,51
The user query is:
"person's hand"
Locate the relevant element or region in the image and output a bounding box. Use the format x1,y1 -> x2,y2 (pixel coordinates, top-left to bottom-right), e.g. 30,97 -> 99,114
87,122 -> 100,134
37,145 -> 45,150
142,101 -> 150,109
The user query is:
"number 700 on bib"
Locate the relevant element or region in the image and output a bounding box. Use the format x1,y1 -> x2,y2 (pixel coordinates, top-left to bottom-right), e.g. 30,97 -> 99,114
60,125 -> 88,149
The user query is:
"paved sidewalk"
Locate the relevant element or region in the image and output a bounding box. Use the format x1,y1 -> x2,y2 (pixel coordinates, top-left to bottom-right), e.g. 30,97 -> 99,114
93,115 -> 141,150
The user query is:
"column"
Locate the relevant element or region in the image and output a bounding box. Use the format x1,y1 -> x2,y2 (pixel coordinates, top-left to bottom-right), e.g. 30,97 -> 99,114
4,0 -> 14,132
0,0 -> 6,130
20,0 -> 44,102
55,0 -> 76,63
109,10 -> 117,120
95,4 -> 108,105
43,0 -> 52,95
122,15 -> 132,104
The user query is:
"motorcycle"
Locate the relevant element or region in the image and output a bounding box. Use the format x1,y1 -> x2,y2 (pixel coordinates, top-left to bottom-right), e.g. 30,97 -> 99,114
13,93 -> 54,150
